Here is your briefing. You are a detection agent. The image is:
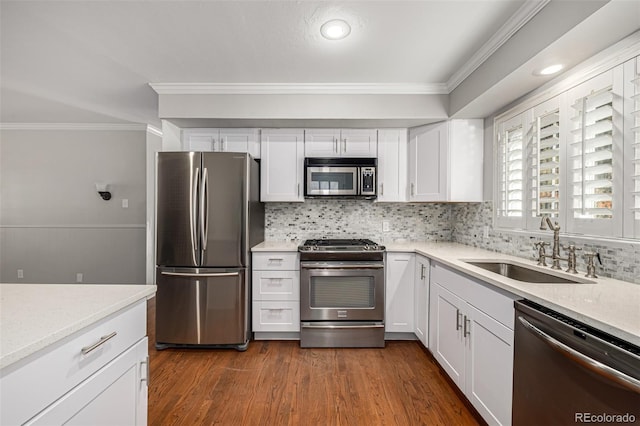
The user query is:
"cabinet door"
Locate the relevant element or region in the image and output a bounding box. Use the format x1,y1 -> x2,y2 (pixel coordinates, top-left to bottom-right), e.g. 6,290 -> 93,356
182,129 -> 219,151
26,338 -> 148,426
219,128 -> 260,157
377,129 -> 408,202
431,283 -> 466,389
261,129 -> 304,202
305,129 -> 341,157
408,122 -> 447,201
413,255 -> 429,347
385,253 -> 415,333
466,305 -> 514,426
340,129 -> 377,157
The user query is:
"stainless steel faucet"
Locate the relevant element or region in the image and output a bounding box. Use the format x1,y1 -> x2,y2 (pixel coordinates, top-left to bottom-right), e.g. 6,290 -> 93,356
539,216 -> 566,270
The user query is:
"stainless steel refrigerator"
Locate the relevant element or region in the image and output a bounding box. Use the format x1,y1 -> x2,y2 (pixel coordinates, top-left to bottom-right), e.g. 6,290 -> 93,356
155,152 -> 264,351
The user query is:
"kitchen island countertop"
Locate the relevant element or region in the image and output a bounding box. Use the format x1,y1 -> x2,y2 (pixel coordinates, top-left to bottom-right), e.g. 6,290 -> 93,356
0,283 -> 156,369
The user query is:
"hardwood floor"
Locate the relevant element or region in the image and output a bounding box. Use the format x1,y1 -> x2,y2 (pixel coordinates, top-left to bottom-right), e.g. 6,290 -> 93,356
147,298 -> 481,426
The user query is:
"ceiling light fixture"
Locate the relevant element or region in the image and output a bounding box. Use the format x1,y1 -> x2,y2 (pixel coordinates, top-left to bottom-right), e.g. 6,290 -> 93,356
537,64 -> 564,76
320,19 -> 351,40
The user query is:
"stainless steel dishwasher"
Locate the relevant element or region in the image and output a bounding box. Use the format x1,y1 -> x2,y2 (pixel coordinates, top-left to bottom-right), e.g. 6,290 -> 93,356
513,300 -> 640,426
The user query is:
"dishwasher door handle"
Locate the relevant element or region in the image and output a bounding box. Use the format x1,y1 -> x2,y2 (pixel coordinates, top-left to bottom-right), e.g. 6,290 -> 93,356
518,316 -> 640,393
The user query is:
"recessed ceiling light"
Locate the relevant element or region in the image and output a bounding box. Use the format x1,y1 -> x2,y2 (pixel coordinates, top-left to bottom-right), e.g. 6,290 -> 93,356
320,19 -> 351,40
537,64 -> 564,76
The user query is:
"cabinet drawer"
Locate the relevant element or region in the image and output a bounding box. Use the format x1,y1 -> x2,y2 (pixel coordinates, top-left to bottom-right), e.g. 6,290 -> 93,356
252,301 -> 300,332
253,252 -> 299,270
252,270 -> 300,301
0,301 -> 146,426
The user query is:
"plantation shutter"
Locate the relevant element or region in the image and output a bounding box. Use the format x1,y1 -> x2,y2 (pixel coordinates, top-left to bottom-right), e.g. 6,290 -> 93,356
496,114 -> 527,228
567,67 -> 623,236
625,56 -> 640,238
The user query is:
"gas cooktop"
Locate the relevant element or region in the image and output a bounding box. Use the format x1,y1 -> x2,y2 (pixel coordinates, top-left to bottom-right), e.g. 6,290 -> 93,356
299,238 -> 385,252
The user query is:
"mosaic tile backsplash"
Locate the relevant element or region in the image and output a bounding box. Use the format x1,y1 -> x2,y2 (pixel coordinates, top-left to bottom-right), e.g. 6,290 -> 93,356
265,200 -> 452,243
265,200 -> 639,284
451,202 -> 640,285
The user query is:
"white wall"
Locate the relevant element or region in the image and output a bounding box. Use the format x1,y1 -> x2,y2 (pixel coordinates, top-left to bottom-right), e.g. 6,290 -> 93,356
0,126 -> 149,284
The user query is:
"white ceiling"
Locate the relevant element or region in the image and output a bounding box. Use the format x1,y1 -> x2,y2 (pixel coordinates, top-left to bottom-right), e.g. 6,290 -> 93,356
0,1 -> 638,128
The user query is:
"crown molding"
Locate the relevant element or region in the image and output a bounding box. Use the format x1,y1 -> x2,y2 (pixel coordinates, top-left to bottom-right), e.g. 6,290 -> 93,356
146,125 -> 163,137
446,0 -> 550,93
0,123 -> 159,132
149,82 -> 448,95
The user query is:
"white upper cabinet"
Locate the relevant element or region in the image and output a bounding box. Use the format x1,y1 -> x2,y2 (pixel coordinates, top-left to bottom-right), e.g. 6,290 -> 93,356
182,128 -> 260,158
408,119 -> 483,202
260,129 -> 305,202
305,129 -> 377,157
376,129 -> 408,202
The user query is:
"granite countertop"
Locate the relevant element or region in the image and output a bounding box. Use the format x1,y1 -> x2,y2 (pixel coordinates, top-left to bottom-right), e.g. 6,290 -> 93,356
252,240 -> 640,346
0,284 -> 157,369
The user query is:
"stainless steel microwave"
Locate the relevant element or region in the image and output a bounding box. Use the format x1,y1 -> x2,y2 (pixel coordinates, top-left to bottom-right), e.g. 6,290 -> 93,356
304,158 -> 377,199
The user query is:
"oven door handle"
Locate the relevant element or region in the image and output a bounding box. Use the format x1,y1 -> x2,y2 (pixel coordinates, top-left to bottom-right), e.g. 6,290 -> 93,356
300,262 -> 384,269
301,324 -> 385,329
517,316 -> 640,393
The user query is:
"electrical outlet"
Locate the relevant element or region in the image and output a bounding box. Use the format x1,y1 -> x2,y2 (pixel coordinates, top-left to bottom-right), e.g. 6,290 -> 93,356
122,199 -> 129,209
382,221 -> 390,232
76,273 -> 83,283
17,269 -> 24,279
483,225 -> 490,239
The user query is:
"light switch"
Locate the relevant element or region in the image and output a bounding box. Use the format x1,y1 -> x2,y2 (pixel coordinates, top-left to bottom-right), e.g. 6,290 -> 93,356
122,199 -> 129,208
382,221 -> 390,232
17,269 -> 24,279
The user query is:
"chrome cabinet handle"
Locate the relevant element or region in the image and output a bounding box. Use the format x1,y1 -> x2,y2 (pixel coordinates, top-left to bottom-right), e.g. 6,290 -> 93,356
161,271 -> 240,277
420,264 -> 426,280
411,183 -> 415,196
297,183 -> 300,197
380,182 -> 384,196
455,309 -> 462,331
81,331 -> 117,355
343,138 -> 347,153
464,316 -> 471,337
140,356 -> 149,386
518,316 -> 640,392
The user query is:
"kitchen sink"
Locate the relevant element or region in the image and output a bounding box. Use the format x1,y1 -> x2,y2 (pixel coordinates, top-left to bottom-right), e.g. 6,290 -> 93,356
463,260 -> 594,284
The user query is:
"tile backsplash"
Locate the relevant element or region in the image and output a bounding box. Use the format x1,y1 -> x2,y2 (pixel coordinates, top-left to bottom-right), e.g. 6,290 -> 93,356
451,202 -> 640,285
265,200 -> 452,242
265,200 -> 640,284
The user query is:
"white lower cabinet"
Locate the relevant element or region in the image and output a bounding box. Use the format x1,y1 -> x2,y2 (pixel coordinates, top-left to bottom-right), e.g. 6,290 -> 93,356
385,253 -> 415,333
0,301 -> 149,426
413,254 -> 429,347
429,262 -> 517,426
252,251 -> 300,336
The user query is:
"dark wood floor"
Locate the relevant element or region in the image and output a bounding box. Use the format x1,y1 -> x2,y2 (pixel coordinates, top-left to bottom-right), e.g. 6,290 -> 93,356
146,298 -> 480,426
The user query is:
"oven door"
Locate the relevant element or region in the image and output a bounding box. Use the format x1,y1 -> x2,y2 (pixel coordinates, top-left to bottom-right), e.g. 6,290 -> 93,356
300,261 -> 384,321
305,167 -> 358,196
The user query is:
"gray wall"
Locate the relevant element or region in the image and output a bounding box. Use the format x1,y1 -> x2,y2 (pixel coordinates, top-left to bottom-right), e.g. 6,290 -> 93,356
0,127 -> 148,284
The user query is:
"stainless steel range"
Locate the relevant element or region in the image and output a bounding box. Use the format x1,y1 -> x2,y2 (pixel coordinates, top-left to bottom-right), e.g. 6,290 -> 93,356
299,239 -> 385,348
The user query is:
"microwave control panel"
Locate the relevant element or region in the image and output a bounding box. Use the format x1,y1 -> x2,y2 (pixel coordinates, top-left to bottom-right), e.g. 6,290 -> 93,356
361,167 -> 376,195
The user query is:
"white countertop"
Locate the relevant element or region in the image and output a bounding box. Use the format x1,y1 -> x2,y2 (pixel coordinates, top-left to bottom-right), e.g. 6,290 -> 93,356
386,242 -> 640,347
252,241 -> 301,251
0,284 -> 157,369
252,240 -> 640,346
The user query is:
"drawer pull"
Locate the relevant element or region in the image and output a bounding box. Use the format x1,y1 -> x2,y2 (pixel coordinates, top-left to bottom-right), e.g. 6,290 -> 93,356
81,331 -> 117,355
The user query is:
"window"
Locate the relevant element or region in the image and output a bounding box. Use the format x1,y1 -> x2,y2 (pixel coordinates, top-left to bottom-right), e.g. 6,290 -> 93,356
496,113 -> 528,228
566,67 -> 623,237
527,97 -> 564,230
494,56 -> 639,240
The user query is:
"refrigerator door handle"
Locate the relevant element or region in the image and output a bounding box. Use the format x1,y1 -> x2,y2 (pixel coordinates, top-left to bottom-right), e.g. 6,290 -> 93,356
161,271 -> 240,277
200,167 -> 209,252
191,167 -> 200,265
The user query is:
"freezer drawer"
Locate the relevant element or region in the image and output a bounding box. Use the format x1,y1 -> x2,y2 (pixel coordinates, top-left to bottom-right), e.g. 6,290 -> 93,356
155,267 -> 248,349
